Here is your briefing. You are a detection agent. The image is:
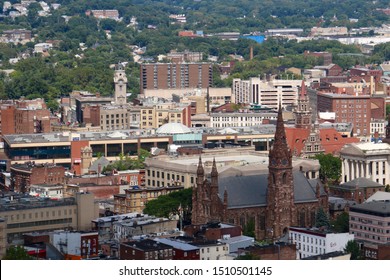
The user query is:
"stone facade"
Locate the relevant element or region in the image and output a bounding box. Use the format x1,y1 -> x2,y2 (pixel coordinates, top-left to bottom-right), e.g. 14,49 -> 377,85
192,106 -> 328,241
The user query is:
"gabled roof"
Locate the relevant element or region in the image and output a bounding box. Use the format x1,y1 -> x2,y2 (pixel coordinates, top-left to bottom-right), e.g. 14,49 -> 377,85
89,157 -> 110,173
218,171 -> 319,209
339,178 -> 384,189
285,127 -> 359,156
341,142 -> 390,157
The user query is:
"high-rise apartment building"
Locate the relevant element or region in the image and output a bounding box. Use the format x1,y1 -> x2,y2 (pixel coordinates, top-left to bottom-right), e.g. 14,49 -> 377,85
140,63 -> 213,95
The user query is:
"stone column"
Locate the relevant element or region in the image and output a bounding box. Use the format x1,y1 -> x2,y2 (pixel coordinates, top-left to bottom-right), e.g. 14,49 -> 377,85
351,160 -> 355,181
345,159 -> 350,182
365,161 -> 370,178
372,161 -> 377,182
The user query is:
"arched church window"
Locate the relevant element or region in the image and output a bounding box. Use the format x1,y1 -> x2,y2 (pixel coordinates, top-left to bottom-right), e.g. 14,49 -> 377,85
282,172 -> 287,184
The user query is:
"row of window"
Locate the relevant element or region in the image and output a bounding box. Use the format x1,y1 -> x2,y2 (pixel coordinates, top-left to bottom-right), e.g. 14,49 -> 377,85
7,218 -> 72,229
2,208 -> 76,221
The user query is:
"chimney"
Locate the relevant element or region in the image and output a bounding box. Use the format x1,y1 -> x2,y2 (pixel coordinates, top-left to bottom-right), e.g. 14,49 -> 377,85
250,46 -> 253,60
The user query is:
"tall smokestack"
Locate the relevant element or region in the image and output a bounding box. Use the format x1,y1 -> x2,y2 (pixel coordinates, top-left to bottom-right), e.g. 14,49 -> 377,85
250,46 -> 253,60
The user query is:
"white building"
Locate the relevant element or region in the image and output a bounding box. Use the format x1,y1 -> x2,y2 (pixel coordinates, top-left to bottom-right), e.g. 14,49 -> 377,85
370,119 -> 386,139
289,227 -> 354,259
340,142 -> 390,185
210,112 -> 277,128
191,241 -> 232,260
29,184 -> 64,199
219,235 -> 254,253
232,78 -> 303,109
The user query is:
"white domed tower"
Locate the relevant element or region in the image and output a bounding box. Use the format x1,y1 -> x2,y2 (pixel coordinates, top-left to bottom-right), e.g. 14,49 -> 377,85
114,62 -> 127,105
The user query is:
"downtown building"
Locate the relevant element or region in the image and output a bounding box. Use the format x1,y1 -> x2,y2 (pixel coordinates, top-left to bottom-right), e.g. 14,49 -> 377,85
140,63 -> 213,96
232,78 -> 303,109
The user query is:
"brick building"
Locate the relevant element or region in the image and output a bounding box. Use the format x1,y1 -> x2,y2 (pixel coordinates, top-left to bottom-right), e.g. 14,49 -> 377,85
10,162 -> 65,193
237,242 -> 296,260
0,99 -> 51,135
119,239 -> 174,260
154,238 -> 200,260
317,93 -> 373,137
140,63 -> 213,95
191,106 -> 328,240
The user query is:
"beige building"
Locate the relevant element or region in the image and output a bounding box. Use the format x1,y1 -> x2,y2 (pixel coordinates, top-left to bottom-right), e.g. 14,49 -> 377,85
340,142 -> 390,185
143,87 -> 232,105
144,148 -> 321,189
113,185 -> 184,214
139,103 -> 191,129
0,192 -> 98,246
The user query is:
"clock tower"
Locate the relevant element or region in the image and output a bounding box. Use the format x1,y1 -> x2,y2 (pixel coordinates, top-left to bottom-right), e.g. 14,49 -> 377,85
266,104 -> 295,240
114,63 -> 127,105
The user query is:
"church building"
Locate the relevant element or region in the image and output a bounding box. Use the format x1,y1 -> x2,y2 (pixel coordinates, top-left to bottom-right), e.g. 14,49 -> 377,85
191,105 -> 329,241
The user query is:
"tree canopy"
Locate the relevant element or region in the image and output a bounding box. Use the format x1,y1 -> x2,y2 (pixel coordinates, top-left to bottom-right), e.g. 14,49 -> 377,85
315,153 -> 342,185
2,246 -> 33,260
143,188 -> 192,222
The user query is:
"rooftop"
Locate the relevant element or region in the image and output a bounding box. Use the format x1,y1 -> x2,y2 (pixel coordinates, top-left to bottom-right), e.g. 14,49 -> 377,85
350,201 -> 390,216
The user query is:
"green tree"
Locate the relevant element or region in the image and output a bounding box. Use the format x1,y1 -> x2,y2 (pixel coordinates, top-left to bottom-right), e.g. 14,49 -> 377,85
242,218 -> 256,238
315,207 -> 330,229
315,153 -> 342,184
3,246 -> 33,260
235,253 -> 260,260
331,212 -> 349,233
143,188 -> 192,220
344,240 -> 362,260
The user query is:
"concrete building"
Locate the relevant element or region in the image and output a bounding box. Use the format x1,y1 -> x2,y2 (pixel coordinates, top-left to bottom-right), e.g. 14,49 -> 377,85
209,111 -> 277,128
340,142 -> 390,185
349,201 -> 390,245
0,192 -> 98,245
140,63 -> 213,95
289,227 -> 354,259
144,149 -> 321,190
0,123 -> 280,170
232,78 -> 302,109
166,50 -> 203,63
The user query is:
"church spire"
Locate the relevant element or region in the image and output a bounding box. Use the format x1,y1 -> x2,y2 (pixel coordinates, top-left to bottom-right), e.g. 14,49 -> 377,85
299,80 -> 306,99
269,104 -> 291,168
197,155 -> 204,176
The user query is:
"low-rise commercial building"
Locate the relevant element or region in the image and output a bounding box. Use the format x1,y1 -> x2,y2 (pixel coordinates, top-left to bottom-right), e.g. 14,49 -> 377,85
289,227 -> 354,259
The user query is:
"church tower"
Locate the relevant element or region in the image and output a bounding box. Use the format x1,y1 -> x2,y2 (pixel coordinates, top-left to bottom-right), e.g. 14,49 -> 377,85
114,63 -> 127,105
266,105 -> 295,240
294,80 -> 311,129
192,157 -> 223,225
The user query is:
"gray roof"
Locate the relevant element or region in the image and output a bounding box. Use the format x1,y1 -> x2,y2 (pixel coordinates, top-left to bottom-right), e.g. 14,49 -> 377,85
218,171 -> 318,209
338,178 -> 383,189
89,157 -> 110,172
154,238 -> 199,251
350,201 -> 390,216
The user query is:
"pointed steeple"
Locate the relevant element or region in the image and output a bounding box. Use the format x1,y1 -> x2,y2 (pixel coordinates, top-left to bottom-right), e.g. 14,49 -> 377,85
299,80 -> 306,100
273,105 -> 289,151
211,157 -> 218,177
269,104 -> 291,168
197,155 -> 204,176
211,157 -> 218,187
